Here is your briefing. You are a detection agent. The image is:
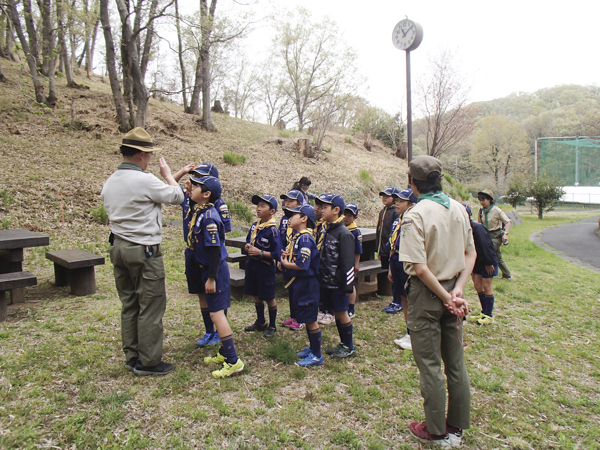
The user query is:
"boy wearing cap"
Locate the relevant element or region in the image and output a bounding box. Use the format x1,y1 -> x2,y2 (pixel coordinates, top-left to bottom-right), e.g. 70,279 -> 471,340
243,195 -> 281,338
465,205 -> 498,325
386,188 -> 418,350
314,200 -> 335,325
316,194 -> 357,358
399,155 -> 475,447
376,187 -> 400,271
342,203 -> 362,319
279,190 -> 305,330
280,205 -> 323,367
184,175 -> 244,378
477,189 -> 512,279
102,127 -> 184,376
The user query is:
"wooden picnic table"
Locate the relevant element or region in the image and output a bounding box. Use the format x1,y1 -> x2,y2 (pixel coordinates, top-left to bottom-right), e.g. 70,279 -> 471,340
0,229 -> 50,303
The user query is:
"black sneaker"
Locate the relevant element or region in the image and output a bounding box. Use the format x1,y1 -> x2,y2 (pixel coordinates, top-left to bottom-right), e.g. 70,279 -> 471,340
244,321 -> 268,332
330,343 -> 356,358
263,327 -> 277,338
133,362 -> 175,376
326,343 -> 344,355
125,357 -> 139,371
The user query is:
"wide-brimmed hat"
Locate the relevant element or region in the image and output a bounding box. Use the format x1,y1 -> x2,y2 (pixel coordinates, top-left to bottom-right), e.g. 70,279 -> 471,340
121,127 -> 160,152
477,189 -> 494,200
408,155 -> 442,181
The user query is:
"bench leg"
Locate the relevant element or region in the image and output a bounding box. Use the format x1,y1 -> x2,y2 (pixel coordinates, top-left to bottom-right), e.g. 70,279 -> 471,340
54,264 -> 69,286
231,286 -> 244,302
0,291 -> 6,322
10,288 -> 25,304
69,266 -> 96,296
377,272 -> 393,296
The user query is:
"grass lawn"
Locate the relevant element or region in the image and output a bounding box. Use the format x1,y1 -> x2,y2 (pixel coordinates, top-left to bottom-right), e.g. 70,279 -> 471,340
1,211 -> 599,449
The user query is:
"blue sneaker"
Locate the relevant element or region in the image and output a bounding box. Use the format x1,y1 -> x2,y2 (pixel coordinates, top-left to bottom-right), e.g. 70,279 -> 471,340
383,303 -> 402,314
296,347 -> 311,359
196,332 -> 215,347
207,333 -> 220,346
296,351 -> 324,367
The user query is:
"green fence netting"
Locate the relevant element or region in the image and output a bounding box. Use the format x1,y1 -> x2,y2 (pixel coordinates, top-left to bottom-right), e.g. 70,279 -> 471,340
539,138 -> 600,186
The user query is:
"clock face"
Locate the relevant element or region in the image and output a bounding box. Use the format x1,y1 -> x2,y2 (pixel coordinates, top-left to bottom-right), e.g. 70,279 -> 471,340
392,19 -> 417,50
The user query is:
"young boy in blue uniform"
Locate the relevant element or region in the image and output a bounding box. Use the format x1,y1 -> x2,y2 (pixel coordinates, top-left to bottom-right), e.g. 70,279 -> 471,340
386,188 -> 418,350
279,189 -> 304,330
243,195 -> 280,338
342,203 -> 362,318
185,174 -> 244,378
175,162 -> 230,347
280,205 -> 322,367
316,194 -> 357,358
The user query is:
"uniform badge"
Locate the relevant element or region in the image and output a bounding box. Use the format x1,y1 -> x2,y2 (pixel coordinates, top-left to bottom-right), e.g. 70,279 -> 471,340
300,247 -> 311,257
358,235 -> 363,242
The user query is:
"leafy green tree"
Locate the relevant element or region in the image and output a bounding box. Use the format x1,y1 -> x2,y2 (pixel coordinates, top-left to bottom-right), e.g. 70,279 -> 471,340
527,174 -> 565,219
505,176 -> 528,208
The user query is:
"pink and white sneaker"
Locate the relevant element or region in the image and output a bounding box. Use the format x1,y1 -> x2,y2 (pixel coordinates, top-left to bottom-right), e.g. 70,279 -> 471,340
282,317 -> 294,327
288,319 -> 305,330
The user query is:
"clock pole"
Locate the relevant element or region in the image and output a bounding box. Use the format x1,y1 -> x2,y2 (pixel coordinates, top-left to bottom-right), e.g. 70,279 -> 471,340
406,49 -> 413,162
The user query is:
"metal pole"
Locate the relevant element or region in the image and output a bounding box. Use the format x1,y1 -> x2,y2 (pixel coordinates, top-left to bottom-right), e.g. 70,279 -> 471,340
534,138 -> 538,181
575,136 -> 579,186
406,50 -> 412,162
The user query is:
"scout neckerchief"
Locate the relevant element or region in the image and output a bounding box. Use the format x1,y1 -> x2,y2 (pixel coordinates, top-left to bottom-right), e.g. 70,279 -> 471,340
389,220 -> 401,252
345,221 -> 358,233
316,219 -> 327,250
185,202 -> 213,250
250,217 -> 277,246
417,191 -> 451,209
480,204 -> 494,229
284,228 -> 313,289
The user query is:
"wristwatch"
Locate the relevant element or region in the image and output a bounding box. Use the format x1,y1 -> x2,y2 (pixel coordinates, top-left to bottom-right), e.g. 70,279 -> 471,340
260,250 -> 264,258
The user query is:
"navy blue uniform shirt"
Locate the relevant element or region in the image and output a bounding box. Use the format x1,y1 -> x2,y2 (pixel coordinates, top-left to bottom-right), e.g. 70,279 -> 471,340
189,205 -> 228,266
287,231 -> 320,278
246,220 -> 280,269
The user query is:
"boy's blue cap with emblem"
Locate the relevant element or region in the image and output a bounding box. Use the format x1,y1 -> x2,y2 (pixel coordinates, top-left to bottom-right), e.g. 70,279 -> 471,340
280,189 -> 304,202
344,202 -> 360,216
393,188 -> 418,204
379,186 -> 400,196
191,163 -> 219,178
314,193 -> 345,211
285,204 -> 316,228
189,175 -> 222,198
252,194 -> 278,212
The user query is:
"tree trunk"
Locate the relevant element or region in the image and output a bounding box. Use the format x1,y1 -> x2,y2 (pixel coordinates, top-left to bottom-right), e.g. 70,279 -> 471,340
0,11 -> 6,58
21,0 -> 41,73
5,15 -> 19,62
89,18 -> 99,74
189,58 -> 202,115
56,0 -> 75,87
0,59 -> 7,83
7,0 -> 45,104
99,0 -> 131,131
299,139 -> 313,158
140,0 -> 159,80
40,0 -> 58,106
174,0 -> 188,112
199,0 -> 217,131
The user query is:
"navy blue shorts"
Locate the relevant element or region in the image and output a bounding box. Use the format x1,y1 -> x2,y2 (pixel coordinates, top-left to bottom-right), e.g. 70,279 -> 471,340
472,264 -> 498,279
320,288 -> 349,313
202,260 -> 231,312
244,259 -> 276,301
185,248 -> 204,294
390,257 -> 409,300
292,277 -> 319,324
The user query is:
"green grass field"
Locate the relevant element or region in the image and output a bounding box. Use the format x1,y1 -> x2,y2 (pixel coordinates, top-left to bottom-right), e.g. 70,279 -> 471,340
1,212 -> 599,449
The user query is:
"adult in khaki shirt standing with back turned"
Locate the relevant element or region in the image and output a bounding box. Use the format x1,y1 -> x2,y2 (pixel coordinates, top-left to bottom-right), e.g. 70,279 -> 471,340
101,128 -> 184,376
477,189 -> 512,279
398,155 -> 476,448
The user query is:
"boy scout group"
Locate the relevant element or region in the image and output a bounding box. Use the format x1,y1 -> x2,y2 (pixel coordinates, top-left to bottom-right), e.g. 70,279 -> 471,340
102,128 -> 512,449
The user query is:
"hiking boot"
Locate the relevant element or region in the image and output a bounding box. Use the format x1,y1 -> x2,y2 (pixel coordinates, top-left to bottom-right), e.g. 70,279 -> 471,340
330,343 -> 356,358
263,327 -> 277,338
196,332 -> 216,347
477,314 -> 494,325
296,347 -> 312,359
244,321 -> 268,332
409,421 -> 451,449
211,358 -> 244,378
125,357 -> 139,371
204,352 -> 226,364
326,343 -> 344,355
133,361 -> 175,377
296,352 -> 324,367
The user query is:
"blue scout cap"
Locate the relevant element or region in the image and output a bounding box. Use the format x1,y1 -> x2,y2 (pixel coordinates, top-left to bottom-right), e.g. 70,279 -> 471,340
285,204 -> 316,228
344,202 -> 359,216
191,163 -> 219,178
379,186 -> 400,196
280,189 -> 304,202
252,194 -> 278,212
314,193 -> 345,211
189,175 -> 222,198
463,204 -> 472,216
393,188 -> 418,204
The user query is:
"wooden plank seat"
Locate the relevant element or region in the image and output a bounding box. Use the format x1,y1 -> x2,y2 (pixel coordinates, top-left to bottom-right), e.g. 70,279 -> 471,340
226,252 -> 248,269
46,250 -> 105,296
356,259 -> 393,296
0,271 -> 37,321
229,266 -> 246,301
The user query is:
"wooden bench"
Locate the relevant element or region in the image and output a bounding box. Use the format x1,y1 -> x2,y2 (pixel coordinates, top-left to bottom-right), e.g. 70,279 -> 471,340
356,259 -> 392,296
46,250 -> 105,296
229,267 -> 246,301
226,252 -> 248,269
0,271 -> 37,321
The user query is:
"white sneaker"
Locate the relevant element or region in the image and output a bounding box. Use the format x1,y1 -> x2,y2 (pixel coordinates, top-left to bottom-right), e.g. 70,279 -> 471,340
447,429 -> 464,448
399,334 -> 412,350
319,313 -> 335,325
317,312 -> 325,322
393,334 -> 408,347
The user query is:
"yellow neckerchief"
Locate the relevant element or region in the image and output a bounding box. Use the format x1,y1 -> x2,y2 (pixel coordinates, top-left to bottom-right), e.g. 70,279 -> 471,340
185,202 -> 213,250
316,219 -> 327,250
346,221 -> 358,232
286,228 -> 312,261
250,217 -> 277,246
389,220 -> 401,252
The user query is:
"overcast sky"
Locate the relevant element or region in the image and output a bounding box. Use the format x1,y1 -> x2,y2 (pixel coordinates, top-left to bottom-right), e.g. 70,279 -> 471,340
240,0 -> 600,113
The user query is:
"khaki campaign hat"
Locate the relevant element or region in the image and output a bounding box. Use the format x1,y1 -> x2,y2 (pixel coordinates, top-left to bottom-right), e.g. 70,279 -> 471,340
407,155 -> 443,181
121,127 -> 161,152
477,189 -> 494,200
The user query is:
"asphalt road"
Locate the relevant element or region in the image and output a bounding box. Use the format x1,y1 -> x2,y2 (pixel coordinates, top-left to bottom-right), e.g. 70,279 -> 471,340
540,216 -> 600,269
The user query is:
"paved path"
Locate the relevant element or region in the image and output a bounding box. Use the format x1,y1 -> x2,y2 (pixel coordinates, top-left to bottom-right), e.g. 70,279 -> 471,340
530,216 -> 600,274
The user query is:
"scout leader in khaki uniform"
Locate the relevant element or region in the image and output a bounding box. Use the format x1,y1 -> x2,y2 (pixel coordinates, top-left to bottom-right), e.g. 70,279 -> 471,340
101,128 -> 184,376
477,189 -> 512,279
398,155 -> 476,448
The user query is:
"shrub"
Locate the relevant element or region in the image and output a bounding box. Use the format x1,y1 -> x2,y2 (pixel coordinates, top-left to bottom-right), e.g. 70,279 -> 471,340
222,152 -> 246,165
344,137 -> 353,144
0,189 -> 14,207
359,169 -> 372,183
279,130 -> 291,138
326,146 -> 332,153
264,339 -> 297,364
226,200 -> 253,224
91,205 -> 109,224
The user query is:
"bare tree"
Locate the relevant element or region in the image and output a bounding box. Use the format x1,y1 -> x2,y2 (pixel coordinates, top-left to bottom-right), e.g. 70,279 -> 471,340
223,53 -> 259,119
309,85 -> 350,150
0,58 -> 6,82
416,50 -> 476,158
56,0 -> 75,87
